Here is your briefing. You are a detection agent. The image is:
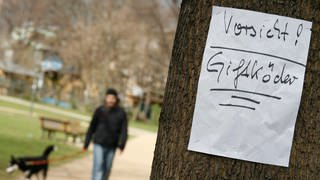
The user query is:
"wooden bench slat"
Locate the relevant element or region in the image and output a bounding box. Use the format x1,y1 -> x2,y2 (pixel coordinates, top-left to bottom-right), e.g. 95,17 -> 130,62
39,116 -> 87,143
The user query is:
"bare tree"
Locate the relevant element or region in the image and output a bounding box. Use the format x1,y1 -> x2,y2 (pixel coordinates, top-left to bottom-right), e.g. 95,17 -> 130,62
0,0 -> 179,107
151,0 -> 320,179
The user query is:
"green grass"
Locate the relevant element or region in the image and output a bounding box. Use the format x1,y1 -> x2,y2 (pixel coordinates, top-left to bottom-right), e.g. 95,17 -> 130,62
0,100 -> 80,121
0,110 -> 87,179
129,120 -> 158,132
0,98 -> 160,132
127,104 -> 161,133
36,101 -> 91,116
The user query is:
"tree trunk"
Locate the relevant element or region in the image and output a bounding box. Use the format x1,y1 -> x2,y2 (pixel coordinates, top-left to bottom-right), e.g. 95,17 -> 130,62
151,0 -> 320,179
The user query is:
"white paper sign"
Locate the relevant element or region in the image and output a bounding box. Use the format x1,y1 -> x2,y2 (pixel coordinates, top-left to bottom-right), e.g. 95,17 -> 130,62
188,6 -> 312,167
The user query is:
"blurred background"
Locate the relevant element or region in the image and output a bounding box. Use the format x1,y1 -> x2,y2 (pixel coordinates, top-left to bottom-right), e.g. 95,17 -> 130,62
0,0 -> 180,179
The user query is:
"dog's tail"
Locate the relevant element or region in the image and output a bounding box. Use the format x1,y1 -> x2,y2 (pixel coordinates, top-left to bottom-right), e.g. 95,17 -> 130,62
42,145 -> 57,158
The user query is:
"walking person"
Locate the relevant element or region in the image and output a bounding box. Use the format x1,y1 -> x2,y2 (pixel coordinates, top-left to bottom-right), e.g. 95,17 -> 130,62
83,88 -> 128,180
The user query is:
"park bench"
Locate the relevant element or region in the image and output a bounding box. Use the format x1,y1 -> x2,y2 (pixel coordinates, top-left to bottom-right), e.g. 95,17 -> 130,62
39,116 -> 86,143
65,121 -> 86,143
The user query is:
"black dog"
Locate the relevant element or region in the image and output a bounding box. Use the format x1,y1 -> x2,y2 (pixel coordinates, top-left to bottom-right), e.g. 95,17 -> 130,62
6,145 -> 57,180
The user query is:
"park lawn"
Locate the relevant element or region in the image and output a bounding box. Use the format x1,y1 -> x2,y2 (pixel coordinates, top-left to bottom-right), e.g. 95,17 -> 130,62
0,98 -> 160,133
129,104 -> 160,133
0,111 -> 87,180
36,100 -> 92,117
0,100 -> 86,121
129,120 -> 158,132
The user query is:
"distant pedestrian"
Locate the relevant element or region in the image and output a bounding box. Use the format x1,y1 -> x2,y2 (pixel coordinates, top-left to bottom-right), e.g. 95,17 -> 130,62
83,88 -> 128,180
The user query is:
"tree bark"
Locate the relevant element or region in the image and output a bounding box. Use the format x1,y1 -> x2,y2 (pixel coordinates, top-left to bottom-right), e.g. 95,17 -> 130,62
151,0 -> 320,179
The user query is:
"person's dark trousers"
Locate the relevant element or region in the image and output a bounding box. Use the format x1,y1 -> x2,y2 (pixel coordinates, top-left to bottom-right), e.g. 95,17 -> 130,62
92,143 -> 116,180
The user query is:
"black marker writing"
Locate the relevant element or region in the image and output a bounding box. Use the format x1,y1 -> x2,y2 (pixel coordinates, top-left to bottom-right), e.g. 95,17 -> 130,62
207,48 -> 299,89
223,10 -> 294,44
295,23 -> 303,46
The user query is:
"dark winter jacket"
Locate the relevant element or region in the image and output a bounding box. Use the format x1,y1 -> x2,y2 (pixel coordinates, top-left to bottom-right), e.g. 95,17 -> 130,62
84,105 -> 128,150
